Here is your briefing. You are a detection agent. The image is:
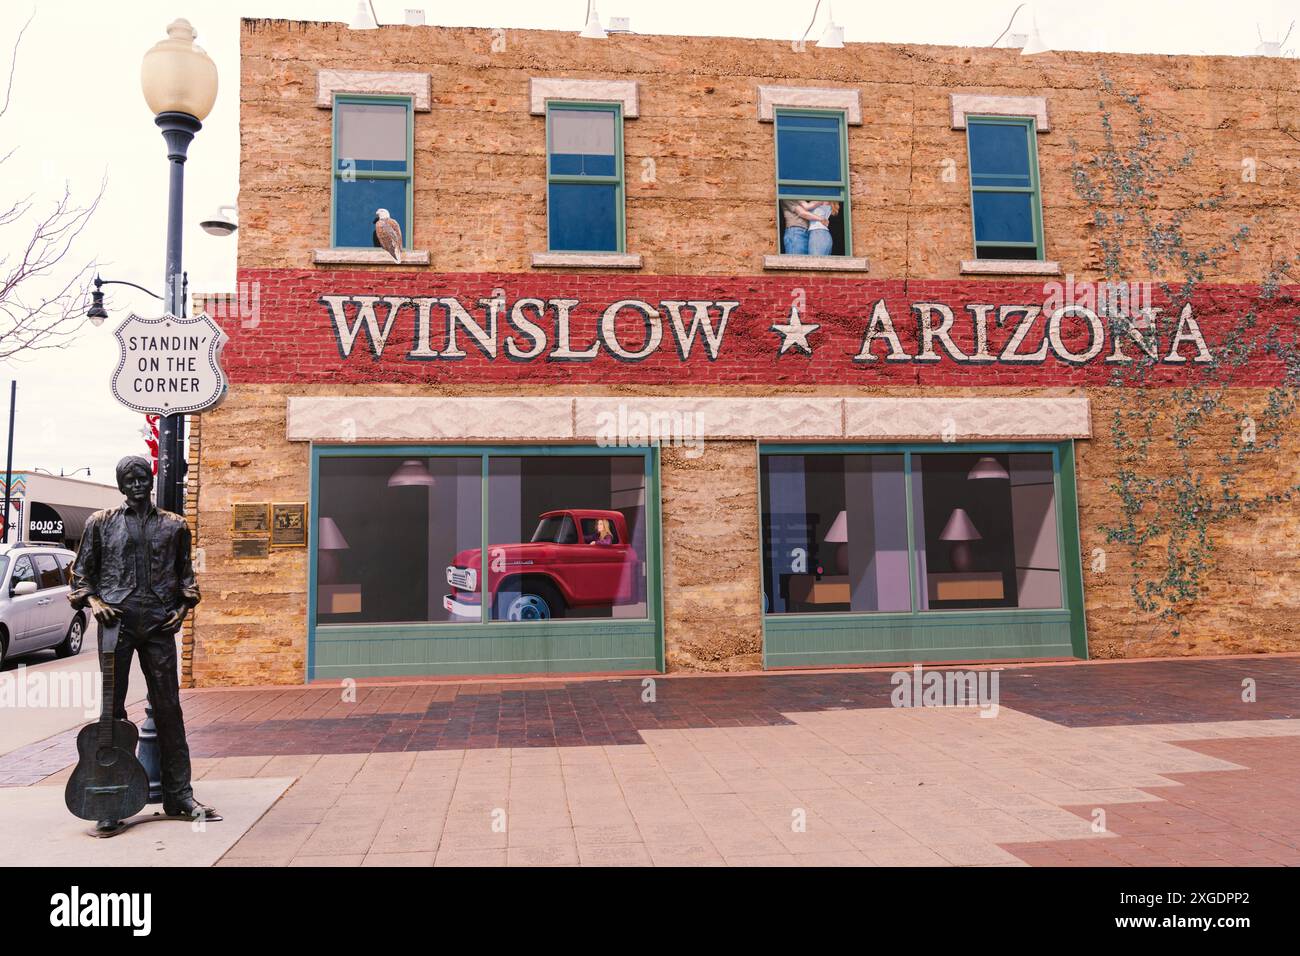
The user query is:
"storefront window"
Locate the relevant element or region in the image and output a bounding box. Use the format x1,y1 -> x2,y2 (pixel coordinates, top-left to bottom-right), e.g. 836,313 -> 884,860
912,452 -> 1061,610
315,456 -> 481,625
485,455 -> 648,621
761,454 -> 910,613
761,448 -> 1065,615
332,97 -> 412,248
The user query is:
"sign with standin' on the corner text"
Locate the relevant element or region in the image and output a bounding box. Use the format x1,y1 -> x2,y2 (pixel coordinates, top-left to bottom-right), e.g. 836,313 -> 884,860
111,312 -> 229,416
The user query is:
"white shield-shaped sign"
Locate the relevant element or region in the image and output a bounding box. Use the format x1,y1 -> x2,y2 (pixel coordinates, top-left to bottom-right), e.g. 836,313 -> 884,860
111,313 -> 229,416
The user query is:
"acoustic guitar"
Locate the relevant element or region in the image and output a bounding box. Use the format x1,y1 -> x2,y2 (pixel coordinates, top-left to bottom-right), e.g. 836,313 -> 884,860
65,621 -> 149,824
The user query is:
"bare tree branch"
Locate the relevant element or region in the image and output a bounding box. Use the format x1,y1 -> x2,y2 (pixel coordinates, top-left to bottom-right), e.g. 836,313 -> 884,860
0,10 -> 33,120
0,11 -> 101,361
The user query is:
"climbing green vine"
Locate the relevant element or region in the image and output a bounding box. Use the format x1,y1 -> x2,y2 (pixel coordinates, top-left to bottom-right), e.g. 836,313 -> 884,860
1070,75 -> 1300,642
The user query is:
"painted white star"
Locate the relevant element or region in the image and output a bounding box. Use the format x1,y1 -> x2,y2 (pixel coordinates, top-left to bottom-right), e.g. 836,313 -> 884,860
770,305 -> 820,356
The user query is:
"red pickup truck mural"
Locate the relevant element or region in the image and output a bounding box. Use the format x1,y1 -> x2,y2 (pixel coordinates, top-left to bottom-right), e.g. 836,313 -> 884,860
444,509 -> 639,621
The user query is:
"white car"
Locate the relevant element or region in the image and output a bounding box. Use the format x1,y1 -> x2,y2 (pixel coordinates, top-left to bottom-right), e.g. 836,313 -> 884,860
0,543 -> 86,667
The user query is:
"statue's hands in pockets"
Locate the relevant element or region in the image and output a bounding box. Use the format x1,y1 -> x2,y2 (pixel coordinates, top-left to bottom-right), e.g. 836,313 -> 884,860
86,596 -> 121,626
163,604 -> 189,632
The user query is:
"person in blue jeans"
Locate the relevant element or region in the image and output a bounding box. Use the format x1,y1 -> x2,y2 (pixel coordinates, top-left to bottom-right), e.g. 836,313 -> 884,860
807,201 -> 839,256
781,200 -> 823,255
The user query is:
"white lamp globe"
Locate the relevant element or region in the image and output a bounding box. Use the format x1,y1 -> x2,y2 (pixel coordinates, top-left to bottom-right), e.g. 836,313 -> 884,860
141,19 -> 218,120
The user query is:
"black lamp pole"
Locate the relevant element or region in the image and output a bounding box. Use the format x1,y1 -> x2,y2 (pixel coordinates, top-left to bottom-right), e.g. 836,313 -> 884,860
131,111 -> 202,805
155,111 -> 201,515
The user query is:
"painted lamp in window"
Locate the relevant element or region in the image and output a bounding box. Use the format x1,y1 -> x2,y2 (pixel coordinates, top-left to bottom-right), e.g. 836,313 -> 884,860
824,510 -> 849,574
967,456 -> 1010,480
317,517 -> 350,584
939,507 -> 981,572
387,459 -> 436,487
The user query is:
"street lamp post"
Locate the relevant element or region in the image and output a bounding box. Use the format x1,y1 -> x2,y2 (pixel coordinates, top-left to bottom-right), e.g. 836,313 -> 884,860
133,19 -> 217,803
140,17 -> 217,514
32,467 -> 93,478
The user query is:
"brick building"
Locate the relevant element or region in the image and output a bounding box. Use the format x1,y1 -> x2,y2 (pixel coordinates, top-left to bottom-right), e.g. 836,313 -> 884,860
188,18 -> 1300,686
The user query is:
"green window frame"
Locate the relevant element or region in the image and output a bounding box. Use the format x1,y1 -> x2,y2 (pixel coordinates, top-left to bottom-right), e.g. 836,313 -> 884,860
545,101 -> 626,254
330,93 -> 414,250
773,107 -> 853,256
965,115 -> 1045,261
757,441 -> 1088,666
307,444 -> 663,679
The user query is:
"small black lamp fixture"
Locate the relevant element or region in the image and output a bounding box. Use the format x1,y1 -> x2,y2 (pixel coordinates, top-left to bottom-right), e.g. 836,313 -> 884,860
86,278 -> 111,325
85,273 -> 186,326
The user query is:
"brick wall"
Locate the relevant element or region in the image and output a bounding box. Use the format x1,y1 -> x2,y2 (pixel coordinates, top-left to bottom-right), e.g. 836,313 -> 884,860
237,19 -> 1300,280
214,269 -> 1289,388
189,379 -> 1299,687
184,21 -> 1300,685
181,413 -> 200,688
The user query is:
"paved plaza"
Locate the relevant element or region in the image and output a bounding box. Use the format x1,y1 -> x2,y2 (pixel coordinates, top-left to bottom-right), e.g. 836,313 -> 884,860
2,655 -> 1297,866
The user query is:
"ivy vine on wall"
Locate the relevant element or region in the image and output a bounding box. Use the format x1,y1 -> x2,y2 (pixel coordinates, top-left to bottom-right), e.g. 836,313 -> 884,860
1070,75 -> 1300,642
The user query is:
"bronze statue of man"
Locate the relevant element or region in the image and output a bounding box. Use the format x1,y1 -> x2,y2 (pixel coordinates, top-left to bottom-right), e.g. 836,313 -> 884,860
69,455 -> 219,828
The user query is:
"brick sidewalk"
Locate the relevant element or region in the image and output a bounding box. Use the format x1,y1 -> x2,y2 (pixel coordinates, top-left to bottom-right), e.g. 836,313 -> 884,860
10,656 -> 1300,866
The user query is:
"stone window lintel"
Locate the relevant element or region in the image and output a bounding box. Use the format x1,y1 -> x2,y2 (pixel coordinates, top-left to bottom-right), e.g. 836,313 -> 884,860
950,93 -> 1050,130
757,85 -> 862,124
529,78 -> 639,117
316,69 -> 431,110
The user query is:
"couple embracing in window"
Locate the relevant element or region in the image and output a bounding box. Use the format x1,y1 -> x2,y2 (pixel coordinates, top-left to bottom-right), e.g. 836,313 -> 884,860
781,199 -> 840,256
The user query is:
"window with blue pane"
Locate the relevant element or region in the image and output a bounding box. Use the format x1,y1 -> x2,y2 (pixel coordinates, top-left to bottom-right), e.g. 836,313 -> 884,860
332,97 -> 412,249
773,110 -> 851,258
547,104 -> 623,253
965,116 -> 1043,261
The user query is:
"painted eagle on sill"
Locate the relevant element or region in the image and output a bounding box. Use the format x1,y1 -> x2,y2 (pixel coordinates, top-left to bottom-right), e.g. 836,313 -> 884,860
373,208 -> 402,263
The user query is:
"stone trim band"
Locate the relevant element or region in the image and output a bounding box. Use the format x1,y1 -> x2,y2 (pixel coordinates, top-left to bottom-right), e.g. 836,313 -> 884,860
286,395 -> 1091,442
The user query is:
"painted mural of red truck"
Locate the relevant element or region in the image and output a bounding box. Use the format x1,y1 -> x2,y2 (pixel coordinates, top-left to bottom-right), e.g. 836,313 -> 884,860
443,509 -> 640,621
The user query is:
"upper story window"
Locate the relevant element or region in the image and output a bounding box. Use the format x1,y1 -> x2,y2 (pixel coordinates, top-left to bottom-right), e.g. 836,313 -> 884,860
774,109 -> 851,258
546,103 -> 624,253
966,116 -> 1044,261
331,95 -> 413,249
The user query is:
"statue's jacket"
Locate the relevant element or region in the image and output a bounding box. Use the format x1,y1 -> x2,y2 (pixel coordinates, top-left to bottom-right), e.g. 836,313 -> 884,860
69,503 -> 201,610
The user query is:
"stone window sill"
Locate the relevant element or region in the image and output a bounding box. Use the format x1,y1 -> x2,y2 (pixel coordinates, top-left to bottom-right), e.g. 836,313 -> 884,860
531,251 -> 643,269
960,259 -> 1060,276
763,254 -> 869,273
313,248 -> 430,266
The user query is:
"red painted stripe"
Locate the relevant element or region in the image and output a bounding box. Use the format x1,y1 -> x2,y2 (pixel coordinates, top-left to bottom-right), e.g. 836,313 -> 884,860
207,269 -> 1296,387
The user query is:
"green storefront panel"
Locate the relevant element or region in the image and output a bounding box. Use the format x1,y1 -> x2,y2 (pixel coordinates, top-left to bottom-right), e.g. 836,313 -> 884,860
760,441 -> 1088,667
313,622 -> 660,678
764,610 -> 1075,667
308,445 -> 663,679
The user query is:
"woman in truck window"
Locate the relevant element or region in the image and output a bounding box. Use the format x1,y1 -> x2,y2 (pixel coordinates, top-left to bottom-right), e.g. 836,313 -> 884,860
588,518 -> 614,546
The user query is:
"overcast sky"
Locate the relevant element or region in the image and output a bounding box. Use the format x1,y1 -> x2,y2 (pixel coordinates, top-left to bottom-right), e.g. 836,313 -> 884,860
0,0 -> 1296,483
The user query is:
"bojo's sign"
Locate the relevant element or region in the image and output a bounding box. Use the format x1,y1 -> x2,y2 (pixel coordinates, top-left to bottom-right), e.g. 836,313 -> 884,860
111,313 -> 229,416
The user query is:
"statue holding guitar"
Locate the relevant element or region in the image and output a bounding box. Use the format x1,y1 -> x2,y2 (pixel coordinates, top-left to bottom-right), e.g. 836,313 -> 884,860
66,455 -> 220,836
